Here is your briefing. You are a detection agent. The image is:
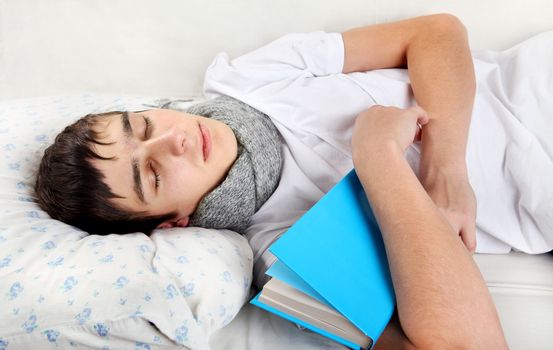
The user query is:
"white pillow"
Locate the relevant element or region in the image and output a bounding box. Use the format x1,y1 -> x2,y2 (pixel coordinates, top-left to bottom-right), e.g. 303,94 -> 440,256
0,94 -> 253,349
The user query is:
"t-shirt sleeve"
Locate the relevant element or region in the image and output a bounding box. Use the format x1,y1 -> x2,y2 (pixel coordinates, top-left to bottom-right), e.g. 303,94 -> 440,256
202,31 -> 344,99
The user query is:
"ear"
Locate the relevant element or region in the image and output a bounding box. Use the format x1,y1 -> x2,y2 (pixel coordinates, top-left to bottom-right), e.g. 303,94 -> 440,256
156,216 -> 190,229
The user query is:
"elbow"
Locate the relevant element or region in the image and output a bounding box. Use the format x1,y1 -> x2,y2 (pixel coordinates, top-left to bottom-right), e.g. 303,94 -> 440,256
404,314 -> 508,350
409,329 -> 509,350
426,13 -> 468,39
411,338 -> 509,350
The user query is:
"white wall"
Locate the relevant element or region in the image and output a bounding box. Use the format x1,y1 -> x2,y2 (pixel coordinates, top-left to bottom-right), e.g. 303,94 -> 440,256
1,0 -> 552,100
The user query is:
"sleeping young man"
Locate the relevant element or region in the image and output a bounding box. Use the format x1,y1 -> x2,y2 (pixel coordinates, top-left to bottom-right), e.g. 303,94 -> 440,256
36,13 -> 553,348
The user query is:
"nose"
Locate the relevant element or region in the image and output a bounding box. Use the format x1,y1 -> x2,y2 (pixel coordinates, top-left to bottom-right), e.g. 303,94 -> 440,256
144,127 -> 186,157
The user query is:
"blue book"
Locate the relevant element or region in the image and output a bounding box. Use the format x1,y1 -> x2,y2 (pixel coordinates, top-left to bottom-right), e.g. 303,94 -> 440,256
250,169 -> 396,350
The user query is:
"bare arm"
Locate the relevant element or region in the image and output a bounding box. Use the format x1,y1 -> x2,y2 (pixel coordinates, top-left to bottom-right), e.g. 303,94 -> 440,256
351,106 -> 507,349
342,14 -> 478,251
342,14 -> 474,162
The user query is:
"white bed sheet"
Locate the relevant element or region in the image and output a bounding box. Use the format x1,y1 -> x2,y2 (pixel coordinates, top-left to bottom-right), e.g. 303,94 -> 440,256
210,252 -> 553,350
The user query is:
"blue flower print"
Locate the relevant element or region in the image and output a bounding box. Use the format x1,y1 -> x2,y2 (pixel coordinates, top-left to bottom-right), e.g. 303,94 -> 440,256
41,241 -> 56,250
89,240 -> 105,248
243,276 -> 250,290
221,271 -> 232,283
47,256 -> 64,267
177,255 -> 189,264
0,256 -> 11,268
8,162 -> 20,171
3,143 -> 15,151
22,313 -> 38,333
0,338 -> 8,350
138,244 -> 151,253
175,324 -> 188,343
180,283 -> 195,297
26,211 -> 39,219
34,134 -> 48,142
99,253 -> 114,263
207,248 -> 218,255
129,306 -> 143,319
135,342 -> 151,350
233,245 -> 242,257
7,282 -> 24,300
43,329 -> 60,343
94,323 -> 110,337
113,276 -> 129,289
164,284 -> 178,299
62,276 -> 78,292
31,225 -> 47,233
222,313 -> 235,328
75,307 -> 92,325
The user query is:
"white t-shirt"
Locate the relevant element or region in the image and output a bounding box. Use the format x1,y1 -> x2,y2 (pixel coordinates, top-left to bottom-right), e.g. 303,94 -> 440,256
202,31 -> 553,288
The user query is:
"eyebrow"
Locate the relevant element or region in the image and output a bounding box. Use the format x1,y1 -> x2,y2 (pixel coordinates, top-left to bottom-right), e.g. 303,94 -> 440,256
120,112 -> 147,204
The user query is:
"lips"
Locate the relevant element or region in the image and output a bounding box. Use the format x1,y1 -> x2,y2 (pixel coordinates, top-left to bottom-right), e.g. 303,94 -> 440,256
199,123 -> 211,161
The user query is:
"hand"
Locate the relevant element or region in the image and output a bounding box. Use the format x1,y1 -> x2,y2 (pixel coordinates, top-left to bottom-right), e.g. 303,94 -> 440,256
351,105 -> 429,161
352,105 -> 477,253
420,165 -> 477,253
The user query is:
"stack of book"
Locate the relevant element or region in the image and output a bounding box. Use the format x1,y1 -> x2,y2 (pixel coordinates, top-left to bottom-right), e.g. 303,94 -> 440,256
251,170 -> 396,350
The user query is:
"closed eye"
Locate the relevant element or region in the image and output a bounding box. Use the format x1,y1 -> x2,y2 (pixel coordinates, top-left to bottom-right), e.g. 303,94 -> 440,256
143,116 -> 152,139
150,163 -> 160,190
142,115 -> 158,191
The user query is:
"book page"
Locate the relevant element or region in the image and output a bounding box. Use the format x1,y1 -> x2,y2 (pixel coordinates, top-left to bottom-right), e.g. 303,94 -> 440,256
260,278 -> 372,347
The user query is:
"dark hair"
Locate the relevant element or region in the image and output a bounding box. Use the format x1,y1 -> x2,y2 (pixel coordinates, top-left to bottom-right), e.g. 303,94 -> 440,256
34,111 -> 177,235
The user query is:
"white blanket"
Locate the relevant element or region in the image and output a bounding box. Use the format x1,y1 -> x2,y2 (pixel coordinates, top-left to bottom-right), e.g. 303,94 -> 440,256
467,30 -> 553,253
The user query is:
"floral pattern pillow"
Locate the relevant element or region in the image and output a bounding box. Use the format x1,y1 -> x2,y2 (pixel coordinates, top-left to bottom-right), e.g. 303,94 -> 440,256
0,94 -> 252,350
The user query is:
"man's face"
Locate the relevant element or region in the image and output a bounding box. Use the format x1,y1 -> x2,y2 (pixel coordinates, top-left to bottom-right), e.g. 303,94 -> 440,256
91,109 -> 238,228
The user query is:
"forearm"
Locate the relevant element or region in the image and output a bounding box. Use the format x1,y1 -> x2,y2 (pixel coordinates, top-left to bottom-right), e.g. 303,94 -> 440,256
406,15 -> 475,171
354,142 -> 506,349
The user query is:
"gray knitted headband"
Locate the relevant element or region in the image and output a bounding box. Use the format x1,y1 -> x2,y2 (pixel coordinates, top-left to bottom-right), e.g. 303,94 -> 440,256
159,95 -> 283,233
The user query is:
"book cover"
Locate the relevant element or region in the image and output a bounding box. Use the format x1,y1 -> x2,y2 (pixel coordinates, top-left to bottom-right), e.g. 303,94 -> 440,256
251,169 -> 396,349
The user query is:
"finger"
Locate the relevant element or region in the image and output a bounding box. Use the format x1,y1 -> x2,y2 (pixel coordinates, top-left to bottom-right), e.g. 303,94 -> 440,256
414,122 -> 423,142
460,221 -> 477,254
407,105 -> 429,124
440,209 -> 463,238
418,114 -> 429,127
